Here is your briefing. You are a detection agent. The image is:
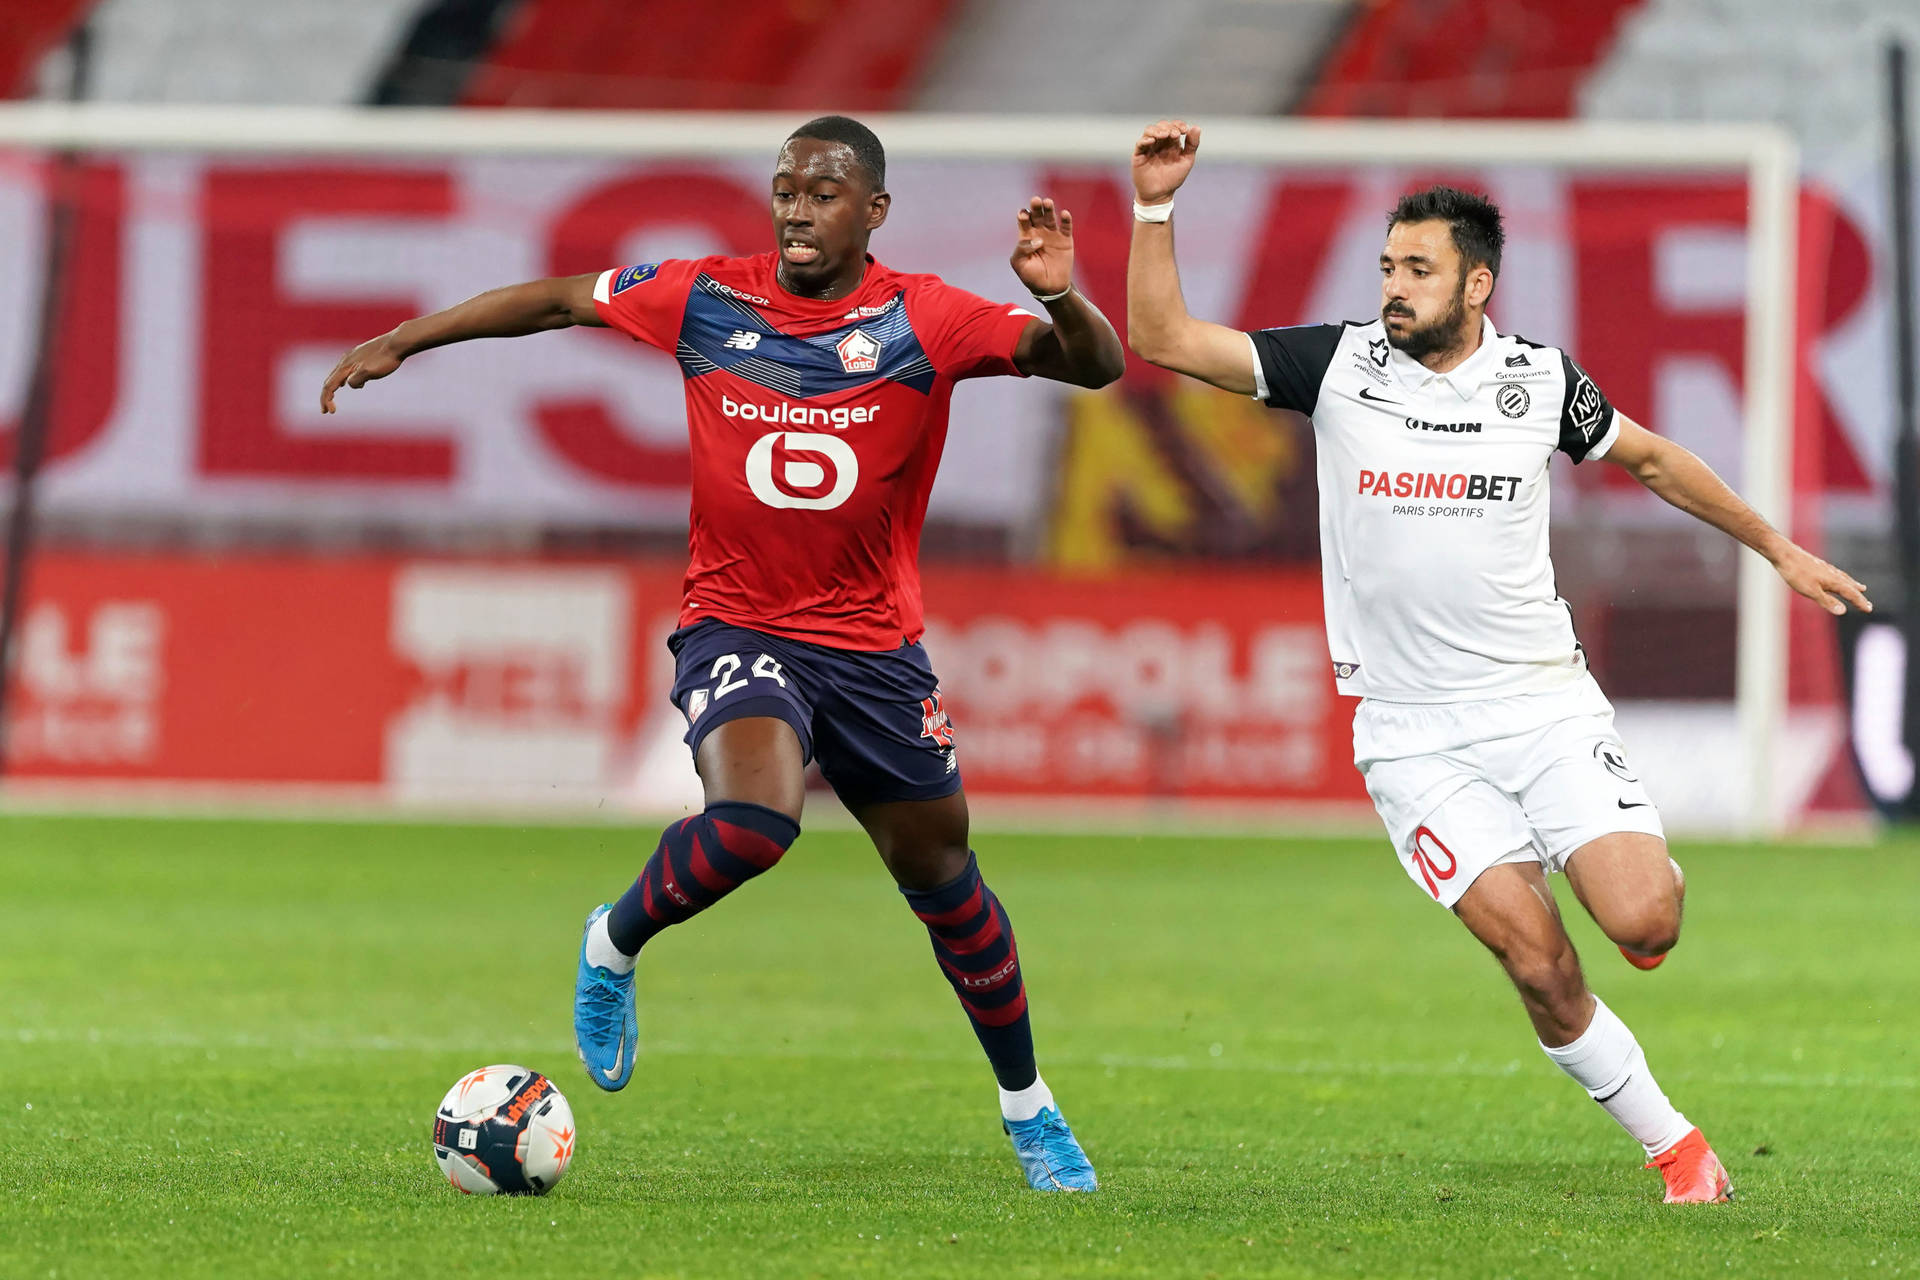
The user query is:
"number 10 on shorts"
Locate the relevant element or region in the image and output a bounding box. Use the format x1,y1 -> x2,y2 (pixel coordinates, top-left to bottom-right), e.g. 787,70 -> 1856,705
1409,826 -> 1459,900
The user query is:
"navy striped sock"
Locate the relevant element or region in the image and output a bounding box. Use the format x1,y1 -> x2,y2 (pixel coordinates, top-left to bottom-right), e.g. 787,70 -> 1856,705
605,801 -> 799,955
903,852 -> 1037,1091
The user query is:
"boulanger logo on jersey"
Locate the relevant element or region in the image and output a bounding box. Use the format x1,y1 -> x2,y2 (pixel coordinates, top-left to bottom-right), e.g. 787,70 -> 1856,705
722,394 -> 878,430
745,432 -> 858,510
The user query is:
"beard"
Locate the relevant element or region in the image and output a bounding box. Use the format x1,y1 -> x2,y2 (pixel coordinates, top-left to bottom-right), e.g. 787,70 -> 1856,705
1383,282 -> 1470,360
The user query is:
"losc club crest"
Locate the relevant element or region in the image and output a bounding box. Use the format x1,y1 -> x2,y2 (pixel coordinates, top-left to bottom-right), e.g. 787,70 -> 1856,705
685,688 -> 709,722
835,328 -> 881,374
1496,384 -> 1531,418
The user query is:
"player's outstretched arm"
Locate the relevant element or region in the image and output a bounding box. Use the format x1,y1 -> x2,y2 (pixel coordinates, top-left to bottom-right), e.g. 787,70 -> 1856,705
1124,121 -> 1258,396
1007,196 -> 1126,388
1603,414 -> 1873,616
319,272 -> 605,413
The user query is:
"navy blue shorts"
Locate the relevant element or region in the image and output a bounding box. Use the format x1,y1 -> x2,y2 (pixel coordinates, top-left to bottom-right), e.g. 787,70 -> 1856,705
667,620 -> 960,807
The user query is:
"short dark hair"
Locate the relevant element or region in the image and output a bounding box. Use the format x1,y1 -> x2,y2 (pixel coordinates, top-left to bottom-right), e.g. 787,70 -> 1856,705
1388,185 -> 1504,281
785,115 -> 886,191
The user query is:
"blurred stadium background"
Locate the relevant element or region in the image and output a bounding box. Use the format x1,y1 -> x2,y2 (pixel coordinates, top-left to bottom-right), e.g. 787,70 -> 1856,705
0,0 -> 1916,837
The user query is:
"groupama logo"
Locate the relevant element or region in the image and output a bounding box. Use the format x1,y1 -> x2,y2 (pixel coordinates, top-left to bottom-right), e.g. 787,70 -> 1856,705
745,432 -> 858,510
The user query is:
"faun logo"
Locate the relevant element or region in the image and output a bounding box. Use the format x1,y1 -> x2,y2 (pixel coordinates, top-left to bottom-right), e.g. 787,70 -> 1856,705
745,432 -> 859,510
835,328 -> 882,373
1404,417 -> 1481,434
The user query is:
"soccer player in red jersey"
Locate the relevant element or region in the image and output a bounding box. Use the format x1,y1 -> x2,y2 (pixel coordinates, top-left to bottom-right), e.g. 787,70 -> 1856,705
321,116 -> 1124,1190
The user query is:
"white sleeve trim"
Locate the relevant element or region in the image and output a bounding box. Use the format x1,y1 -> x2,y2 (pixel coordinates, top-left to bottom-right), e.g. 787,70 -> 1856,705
1247,333 -> 1269,401
1584,410 -> 1621,460
592,268 -> 614,304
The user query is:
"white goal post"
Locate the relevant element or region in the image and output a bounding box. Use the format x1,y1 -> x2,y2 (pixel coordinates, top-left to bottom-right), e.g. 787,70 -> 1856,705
0,105 -> 1800,835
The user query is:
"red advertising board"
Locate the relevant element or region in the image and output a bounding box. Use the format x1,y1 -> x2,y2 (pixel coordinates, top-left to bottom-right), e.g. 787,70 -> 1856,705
2,553 -> 1365,807
923,570 -> 1358,801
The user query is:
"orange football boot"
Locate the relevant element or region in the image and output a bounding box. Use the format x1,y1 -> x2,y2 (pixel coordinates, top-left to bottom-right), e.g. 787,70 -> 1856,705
1647,1127 -> 1733,1203
1619,945 -> 1667,970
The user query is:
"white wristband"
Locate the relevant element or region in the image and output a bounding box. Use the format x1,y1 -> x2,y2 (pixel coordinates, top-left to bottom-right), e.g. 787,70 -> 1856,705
1029,283 -> 1074,303
1133,199 -> 1174,223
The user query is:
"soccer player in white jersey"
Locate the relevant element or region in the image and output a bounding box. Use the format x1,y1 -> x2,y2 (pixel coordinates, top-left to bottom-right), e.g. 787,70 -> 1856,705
1125,121 -> 1873,1204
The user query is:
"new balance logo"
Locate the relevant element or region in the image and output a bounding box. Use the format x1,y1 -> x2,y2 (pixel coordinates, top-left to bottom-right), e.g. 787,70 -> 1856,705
723,330 -> 761,351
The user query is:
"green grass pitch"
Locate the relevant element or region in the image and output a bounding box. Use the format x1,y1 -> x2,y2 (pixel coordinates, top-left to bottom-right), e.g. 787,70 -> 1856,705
3,813 -> 1915,1278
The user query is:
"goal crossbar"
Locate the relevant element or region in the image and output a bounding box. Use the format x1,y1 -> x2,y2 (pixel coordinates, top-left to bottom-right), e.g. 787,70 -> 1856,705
0,105 -> 1800,834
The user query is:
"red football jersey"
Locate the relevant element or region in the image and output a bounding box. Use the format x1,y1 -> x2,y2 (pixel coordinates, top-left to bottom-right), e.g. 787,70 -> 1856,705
593,251 -> 1034,649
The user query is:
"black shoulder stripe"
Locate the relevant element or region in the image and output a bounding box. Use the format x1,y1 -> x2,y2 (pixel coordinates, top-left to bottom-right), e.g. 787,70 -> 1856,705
1249,323 -> 1345,414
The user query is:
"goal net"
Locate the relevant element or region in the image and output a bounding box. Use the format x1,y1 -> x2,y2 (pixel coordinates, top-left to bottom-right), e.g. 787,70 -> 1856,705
0,105 -> 1818,833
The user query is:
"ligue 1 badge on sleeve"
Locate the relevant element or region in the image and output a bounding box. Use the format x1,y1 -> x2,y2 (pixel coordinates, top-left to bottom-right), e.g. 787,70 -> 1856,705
835,328 -> 882,373
610,263 -> 658,295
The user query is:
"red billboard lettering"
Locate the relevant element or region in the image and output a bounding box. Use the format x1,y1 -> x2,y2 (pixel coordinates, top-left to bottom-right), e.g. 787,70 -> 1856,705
200,167 -> 458,480
1,162 -> 122,469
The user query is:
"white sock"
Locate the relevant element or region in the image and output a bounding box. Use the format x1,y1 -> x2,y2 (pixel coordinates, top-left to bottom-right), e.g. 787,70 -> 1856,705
584,913 -> 636,975
998,1073 -> 1055,1122
1540,995 -> 1693,1157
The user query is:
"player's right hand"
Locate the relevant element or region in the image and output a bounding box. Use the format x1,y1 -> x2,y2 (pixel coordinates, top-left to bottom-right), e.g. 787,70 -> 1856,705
320,333 -> 405,413
1132,120 -> 1200,205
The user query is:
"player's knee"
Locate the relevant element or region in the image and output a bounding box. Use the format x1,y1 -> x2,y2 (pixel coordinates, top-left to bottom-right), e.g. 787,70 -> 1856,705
1613,901 -> 1681,957
883,842 -> 971,893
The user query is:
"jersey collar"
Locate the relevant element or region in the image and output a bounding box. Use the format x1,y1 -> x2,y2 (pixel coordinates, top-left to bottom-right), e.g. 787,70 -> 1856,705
1388,315 -> 1500,402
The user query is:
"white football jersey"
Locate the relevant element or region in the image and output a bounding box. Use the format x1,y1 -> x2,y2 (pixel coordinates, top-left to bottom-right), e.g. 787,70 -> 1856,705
1249,315 -> 1618,703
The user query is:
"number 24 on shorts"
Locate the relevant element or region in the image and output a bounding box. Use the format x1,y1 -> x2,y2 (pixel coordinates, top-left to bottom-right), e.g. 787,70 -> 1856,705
710,652 -> 787,699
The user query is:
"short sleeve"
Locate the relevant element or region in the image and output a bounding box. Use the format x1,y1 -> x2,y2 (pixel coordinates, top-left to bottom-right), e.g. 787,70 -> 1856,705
908,280 -> 1036,381
1248,324 -> 1342,413
592,259 -> 701,353
1557,352 -> 1618,463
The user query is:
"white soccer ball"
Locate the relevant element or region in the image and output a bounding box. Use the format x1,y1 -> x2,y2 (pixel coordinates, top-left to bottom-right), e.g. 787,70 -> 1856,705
432,1064 -> 576,1195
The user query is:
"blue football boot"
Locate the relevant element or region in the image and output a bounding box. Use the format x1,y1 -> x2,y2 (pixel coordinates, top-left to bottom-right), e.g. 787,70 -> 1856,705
1004,1106 -> 1098,1191
573,904 -> 637,1091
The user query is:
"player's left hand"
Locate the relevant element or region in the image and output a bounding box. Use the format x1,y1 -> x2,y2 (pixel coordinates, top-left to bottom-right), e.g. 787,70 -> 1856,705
1775,544 -> 1872,615
1010,196 -> 1073,299
320,333 -> 406,413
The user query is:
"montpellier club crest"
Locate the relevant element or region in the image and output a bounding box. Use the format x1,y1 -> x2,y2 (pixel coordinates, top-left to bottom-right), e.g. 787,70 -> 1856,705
835,328 -> 881,374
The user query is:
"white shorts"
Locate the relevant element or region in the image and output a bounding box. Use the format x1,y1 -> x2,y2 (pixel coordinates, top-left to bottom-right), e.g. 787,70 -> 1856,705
1355,678 -> 1665,909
